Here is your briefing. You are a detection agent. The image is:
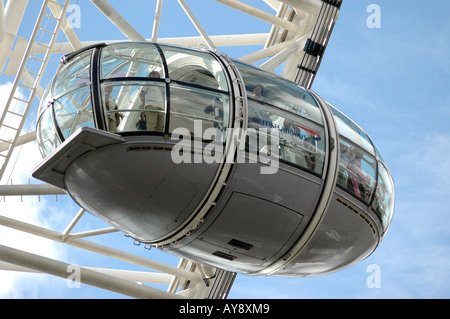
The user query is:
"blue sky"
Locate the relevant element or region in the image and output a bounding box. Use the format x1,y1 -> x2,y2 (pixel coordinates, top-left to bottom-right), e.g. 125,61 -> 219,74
1,0 -> 450,299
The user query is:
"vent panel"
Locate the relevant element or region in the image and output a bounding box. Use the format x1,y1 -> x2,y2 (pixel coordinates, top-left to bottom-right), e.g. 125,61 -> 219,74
228,239 -> 253,251
212,251 -> 236,261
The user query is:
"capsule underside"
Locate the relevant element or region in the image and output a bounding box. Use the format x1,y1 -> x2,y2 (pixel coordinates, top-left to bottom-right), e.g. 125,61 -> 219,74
32,42 -> 394,277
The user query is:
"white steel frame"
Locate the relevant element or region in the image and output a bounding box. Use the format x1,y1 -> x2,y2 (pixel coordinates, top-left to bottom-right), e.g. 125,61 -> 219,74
0,0 -> 341,298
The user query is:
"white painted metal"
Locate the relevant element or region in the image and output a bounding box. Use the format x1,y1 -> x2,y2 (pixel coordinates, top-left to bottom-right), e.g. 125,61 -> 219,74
0,244 -> 185,299
48,0 -> 83,50
0,183 -> 65,196
177,0 -> 216,50
29,33 -> 270,54
0,0 -> 5,45
3,0 -> 29,35
0,0 -> 340,298
215,0 -> 304,34
151,0 -> 164,42
0,0 -> 71,181
0,0 -> 29,76
90,0 -> 146,41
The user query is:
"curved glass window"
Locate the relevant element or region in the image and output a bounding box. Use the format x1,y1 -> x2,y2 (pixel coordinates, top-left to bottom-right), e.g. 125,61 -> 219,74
337,138 -> 376,204
161,45 -> 228,91
169,83 -> 229,138
247,98 -> 325,175
54,86 -> 94,139
160,45 -> 231,137
37,50 -> 93,158
36,105 -> 60,157
100,43 -> 167,133
233,60 -> 322,124
372,162 -> 395,231
329,103 -> 394,230
370,136 -> 387,165
101,81 -> 166,133
53,49 -> 92,97
38,81 -> 53,119
233,60 -> 325,175
36,42 -> 233,157
101,43 -> 164,79
328,103 -> 374,155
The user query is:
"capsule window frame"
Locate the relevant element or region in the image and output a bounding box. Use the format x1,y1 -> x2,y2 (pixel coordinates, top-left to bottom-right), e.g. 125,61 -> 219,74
36,102 -> 61,158
371,160 -> 395,232
100,80 -> 168,134
336,136 -> 378,206
233,59 -> 323,125
168,81 -> 230,140
159,44 -> 229,92
100,42 -> 165,80
246,97 -> 326,177
53,49 -> 93,98
52,85 -> 95,140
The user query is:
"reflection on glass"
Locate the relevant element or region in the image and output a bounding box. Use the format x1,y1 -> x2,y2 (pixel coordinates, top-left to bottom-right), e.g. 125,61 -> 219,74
248,99 -> 325,176
101,43 -> 163,79
104,85 -> 122,132
337,138 -> 376,203
372,162 -> 395,231
160,45 -> 228,91
328,103 -> 374,155
37,106 -> 60,157
53,86 -> 94,139
233,60 -> 322,124
140,84 -> 165,132
248,99 -> 273,130
39,82 -> 53,117
169,83 -> 229,138
53,49 -> 92,96
101,82 -> 166,133
371,137 -> 387,166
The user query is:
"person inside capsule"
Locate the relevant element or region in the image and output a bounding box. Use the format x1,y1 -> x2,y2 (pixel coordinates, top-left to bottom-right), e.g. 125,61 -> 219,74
104,85 -> 123,132
138,70 -> 164,132
136,112 -> 147,131
252,84 -> 265,100
338,142 -> 373,201
248,84 -> 272,129
203,97 -> 224,130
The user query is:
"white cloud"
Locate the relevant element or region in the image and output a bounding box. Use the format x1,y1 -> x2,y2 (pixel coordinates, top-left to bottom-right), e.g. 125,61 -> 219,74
0,83 -> 67,298
0,82 -> 13,108
0,196 -> 64,297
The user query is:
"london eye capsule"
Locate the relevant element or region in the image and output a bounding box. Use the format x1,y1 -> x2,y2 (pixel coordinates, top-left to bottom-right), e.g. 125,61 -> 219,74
32,42 -> 394,277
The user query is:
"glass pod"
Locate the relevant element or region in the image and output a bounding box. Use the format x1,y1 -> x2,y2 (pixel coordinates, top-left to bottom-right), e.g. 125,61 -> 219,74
34,42 -> 394,276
